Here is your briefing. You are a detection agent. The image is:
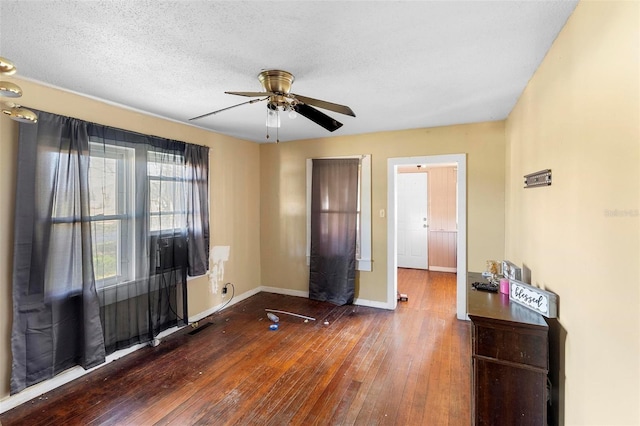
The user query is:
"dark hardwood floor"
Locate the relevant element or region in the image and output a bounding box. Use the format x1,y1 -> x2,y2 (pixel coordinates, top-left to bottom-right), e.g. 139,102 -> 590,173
0,269 -> 470,425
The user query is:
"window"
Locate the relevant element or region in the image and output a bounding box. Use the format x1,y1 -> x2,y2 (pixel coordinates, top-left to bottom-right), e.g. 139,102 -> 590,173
88,143 -> 135,286
87,143 -> 190,288
147,151 -> 187,233
11,109 -> 211,393
306,155 -> 372,271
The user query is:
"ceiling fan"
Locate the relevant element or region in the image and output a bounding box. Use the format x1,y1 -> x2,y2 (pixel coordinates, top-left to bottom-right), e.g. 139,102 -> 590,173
189,70 -> 355,133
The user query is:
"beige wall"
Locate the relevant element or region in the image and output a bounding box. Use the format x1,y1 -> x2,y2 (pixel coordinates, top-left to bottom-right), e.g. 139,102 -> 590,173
6,6 -> 636,420
0,78 -> 261,400
260,122 -> 506,302
505,1 -> 639,424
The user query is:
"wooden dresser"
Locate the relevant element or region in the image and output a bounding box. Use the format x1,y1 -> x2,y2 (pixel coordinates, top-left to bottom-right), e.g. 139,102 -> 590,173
467,273 -> 549,426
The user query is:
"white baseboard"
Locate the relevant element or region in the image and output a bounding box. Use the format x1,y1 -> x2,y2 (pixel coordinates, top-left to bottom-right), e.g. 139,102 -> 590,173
260,286 -> 393,310
259,286 -> 309,298
429,266 -> 457,273
0,289 -> 258,415
0,285 -> 392,414
187,286 -> 261,323
0,325 -> 180,414
353,297 -> 394,310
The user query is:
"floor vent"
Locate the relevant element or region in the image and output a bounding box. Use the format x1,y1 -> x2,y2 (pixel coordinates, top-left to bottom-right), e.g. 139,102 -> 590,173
188,322 -> 213,335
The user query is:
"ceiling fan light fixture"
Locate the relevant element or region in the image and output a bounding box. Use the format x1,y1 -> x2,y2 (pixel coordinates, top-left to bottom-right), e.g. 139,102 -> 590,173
266,108 -> 280,128
2,104 -> 38,123
0,57 -> 17,76
0,81 -> 23,98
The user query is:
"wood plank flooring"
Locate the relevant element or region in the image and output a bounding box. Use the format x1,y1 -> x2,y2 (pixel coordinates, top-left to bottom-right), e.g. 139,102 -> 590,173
0,269 -> 470,425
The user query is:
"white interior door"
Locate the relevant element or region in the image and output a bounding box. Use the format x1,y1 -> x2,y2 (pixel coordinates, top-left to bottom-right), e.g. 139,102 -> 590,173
397,172 -> 428,269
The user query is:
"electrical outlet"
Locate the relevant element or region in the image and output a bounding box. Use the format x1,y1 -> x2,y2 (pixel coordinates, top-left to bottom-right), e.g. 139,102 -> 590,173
222,286 -> 227,294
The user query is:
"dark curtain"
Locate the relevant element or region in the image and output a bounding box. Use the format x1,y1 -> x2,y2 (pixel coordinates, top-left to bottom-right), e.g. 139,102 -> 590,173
309,158 -> 359,305
185,144 -> 210,276
11,114 -> 106,394
11,110 -> 209,394
88,125 -> 189,354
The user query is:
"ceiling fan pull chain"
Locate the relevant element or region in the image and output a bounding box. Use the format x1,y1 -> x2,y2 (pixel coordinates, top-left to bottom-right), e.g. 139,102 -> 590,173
265,107 -> 270,141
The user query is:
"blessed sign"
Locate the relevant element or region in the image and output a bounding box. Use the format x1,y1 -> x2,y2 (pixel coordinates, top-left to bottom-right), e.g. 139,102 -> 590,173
509,279 -> 558,318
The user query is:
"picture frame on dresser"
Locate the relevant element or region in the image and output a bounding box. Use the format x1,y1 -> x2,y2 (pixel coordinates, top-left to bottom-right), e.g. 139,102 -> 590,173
501,259 -> 522,281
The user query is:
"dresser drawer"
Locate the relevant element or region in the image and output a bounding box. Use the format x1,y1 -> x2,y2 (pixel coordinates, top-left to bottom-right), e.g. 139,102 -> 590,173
473,322 -> 548,369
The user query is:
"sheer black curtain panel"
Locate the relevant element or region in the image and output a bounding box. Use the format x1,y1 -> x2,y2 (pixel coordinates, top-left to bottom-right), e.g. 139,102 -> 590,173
11,114 -> 106,394
88,126 -> 191,354
309,158 -> 359,305
185,144 -> 210,277
10,110 -> 209,394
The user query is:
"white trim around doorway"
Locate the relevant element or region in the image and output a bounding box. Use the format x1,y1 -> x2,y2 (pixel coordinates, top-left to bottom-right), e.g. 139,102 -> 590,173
387,154 -> 467,320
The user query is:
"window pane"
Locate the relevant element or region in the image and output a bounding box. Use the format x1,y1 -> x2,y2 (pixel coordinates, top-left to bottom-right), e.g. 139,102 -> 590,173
91,220 -> 120,281
149,181 -> 161,212
160,162 -> 179,177
148,161 -> 182,178
147,160 -> 163,177
148,152 -> 184,178
89,156 -> 119,216
150,180 -> 185,213
161,181 -> 185,213
150,215 -> 161,232
150,213 -> 186,232
149,171 -> 186,232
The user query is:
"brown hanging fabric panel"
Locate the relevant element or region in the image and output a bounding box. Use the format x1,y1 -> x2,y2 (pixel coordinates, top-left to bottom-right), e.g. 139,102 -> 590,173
309,158 -> 359,305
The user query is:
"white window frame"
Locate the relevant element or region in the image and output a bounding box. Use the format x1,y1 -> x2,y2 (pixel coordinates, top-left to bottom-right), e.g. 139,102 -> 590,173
88,142 -> 136,288
306,154 -> 372,271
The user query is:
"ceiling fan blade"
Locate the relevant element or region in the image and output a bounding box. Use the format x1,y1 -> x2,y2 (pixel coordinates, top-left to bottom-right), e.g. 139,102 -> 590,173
294,103 -> 343,132
189,97 -> 269,121
225,91 -> 275,97
291,93 -> 355,117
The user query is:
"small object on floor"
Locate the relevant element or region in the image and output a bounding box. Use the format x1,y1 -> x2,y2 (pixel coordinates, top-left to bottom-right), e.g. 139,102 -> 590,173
323,320 -> 329,325
267,312 -> 279,323
269,324 -> 279,331
398,293 -> 409,302
265,308 -> 316,321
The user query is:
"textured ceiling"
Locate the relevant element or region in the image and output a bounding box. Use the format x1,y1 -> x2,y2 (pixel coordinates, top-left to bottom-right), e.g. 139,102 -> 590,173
0,1 -> 578,143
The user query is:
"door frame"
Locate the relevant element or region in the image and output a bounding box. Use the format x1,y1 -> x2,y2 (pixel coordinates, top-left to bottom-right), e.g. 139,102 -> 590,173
387,154 -> 467,320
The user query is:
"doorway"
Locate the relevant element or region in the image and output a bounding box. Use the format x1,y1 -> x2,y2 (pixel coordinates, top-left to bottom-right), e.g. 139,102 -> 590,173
387,154 -> 467,320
